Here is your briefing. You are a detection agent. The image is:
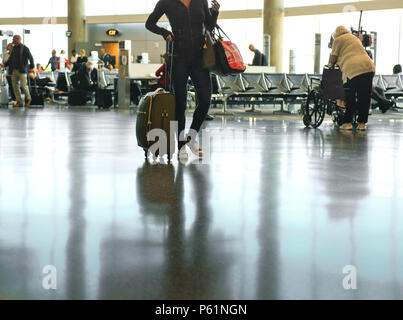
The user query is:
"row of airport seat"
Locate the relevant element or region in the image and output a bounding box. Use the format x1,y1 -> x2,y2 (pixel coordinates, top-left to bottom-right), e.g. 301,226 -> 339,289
39,70 -> 118,95
215,73 -> 313,97
212,73 -> 317,113
373,75 -> 403,99
38,71 -> 403,109
213,73 -> 403,113
40,70 -> 118,86
215,73 -> 403,98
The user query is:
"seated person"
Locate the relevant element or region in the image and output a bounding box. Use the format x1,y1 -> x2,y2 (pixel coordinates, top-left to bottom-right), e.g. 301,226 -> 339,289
28,70 -> 52,101
131,81 -> 142,105
106,64 -> 114,72
36,64 -> 45,73
149,54 -> 168,91
393,64 -> 402,75
249,44 -> 268,66
155,53 -> 168,88
76,61 -> 98,98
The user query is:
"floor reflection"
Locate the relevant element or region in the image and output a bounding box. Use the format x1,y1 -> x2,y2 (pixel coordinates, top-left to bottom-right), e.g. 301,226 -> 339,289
1,110 -> 403,300
65,118 -> 87,299
98,161 -> 234,299
257,132 -> 280,299
323,132 -> 370,220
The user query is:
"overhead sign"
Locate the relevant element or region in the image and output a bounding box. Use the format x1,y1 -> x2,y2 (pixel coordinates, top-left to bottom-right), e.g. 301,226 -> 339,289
66,31 -> 72,38
106,29 -> 120,37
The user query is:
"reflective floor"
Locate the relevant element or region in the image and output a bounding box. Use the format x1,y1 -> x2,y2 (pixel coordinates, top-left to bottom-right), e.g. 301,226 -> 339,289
1,107 -> 403,300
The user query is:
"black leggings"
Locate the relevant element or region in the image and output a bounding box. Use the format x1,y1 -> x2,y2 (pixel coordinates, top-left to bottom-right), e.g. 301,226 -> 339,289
344,72 -> 374,124
172,52 -> 212,149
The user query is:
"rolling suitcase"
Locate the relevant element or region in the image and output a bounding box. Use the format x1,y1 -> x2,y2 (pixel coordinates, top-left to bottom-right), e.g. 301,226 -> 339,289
28,78 -> 45,108
136,41 -> 175,161
0,86 -> 8,107
68,90 -> 87,106
96,88 -> 113,108
30,91 -> 45,108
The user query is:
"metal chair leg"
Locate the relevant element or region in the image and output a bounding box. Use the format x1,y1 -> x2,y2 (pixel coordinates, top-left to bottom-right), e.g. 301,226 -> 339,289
213,96 -> 234,116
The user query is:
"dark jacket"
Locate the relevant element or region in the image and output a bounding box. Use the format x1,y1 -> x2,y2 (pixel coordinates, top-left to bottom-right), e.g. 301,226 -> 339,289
77,63 -> 98,91
252,50 -> 268,66
73,56 -> 88,72
5,44 -> 35,74
146,0 -> 219,56
100,54 -> 111,67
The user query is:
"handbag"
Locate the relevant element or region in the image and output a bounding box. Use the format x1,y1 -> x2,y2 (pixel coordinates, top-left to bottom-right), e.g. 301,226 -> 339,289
210,25 -> 246,75
321,64 -> 345,100
203,31 -> 216,69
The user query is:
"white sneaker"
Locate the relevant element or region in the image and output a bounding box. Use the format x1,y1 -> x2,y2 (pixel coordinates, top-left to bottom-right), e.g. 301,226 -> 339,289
178,148 -> 189,162
187,139 -> 203,158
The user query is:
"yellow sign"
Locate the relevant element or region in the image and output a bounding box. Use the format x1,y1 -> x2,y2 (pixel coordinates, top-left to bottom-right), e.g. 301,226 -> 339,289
106,29 -> 120,37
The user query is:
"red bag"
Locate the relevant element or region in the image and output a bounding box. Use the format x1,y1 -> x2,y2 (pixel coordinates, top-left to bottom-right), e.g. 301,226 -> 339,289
211,25 -> 246,75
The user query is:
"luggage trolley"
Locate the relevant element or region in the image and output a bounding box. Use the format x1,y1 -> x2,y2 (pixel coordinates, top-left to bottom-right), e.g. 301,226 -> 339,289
0,68 -> 10,107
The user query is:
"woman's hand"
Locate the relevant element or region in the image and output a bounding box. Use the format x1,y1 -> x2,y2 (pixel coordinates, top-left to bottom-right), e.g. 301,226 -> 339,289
212,0 -> 220,11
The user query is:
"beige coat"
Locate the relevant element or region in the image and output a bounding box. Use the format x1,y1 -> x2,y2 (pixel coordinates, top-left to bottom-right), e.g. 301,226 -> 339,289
331,26 -> 375,83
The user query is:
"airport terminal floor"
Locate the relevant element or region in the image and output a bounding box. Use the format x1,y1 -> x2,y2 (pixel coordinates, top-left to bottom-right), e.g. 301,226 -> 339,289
0,106 -> 403,300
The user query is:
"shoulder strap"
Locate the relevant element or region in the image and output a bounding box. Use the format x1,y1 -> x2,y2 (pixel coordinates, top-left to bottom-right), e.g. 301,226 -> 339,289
214,24 -> 231,41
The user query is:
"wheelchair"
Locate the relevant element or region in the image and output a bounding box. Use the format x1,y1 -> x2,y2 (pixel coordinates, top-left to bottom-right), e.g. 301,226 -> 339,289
302,75 -> 357,129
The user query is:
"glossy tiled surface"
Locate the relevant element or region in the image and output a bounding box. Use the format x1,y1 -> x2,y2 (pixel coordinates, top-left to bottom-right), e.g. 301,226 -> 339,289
0,107 -> 403,300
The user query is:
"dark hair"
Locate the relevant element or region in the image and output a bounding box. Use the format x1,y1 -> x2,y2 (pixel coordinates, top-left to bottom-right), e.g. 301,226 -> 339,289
393,64 -> 402,74
72,49 -> 77,54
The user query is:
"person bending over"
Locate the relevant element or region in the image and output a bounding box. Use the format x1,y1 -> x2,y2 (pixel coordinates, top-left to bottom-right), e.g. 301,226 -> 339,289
329,26 -> 375,131
77,61 -> 98,99
146,0 -> 220,161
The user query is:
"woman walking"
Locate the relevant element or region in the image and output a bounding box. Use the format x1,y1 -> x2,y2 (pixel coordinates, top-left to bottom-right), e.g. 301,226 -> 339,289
146,0 -> 220,160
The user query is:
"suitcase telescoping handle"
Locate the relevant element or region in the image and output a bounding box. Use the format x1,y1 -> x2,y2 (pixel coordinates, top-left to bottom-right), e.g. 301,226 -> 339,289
165,40 -> 174,93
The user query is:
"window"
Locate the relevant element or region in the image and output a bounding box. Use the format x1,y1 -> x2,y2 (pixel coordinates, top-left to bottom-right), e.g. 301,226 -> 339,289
2,24 -> 68,67
283,9 -> 403,74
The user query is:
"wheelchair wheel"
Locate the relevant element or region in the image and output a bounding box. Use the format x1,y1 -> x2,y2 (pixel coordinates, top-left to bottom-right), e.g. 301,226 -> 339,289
332,109 -> 345,126
303,90 -> 326,128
